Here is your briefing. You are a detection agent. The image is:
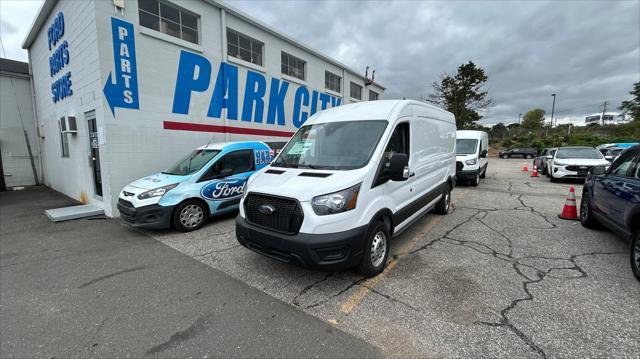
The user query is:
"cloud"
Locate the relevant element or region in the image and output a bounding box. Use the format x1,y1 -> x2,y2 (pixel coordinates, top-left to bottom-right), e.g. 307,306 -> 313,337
0,0 -> 43,60
228,0 -> 639,124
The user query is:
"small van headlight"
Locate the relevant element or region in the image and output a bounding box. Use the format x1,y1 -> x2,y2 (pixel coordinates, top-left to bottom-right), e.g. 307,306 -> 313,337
138,184 -> 178,200
465,158 -> 477,165
311,183 -> 361,215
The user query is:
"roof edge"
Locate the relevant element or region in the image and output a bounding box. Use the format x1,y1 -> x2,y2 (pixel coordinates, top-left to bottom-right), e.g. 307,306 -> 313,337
22,0 -> 58,49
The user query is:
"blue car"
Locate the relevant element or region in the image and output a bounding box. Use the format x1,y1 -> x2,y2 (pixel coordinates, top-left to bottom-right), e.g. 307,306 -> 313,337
117,141 -> 277,232
580,145 -> 640,280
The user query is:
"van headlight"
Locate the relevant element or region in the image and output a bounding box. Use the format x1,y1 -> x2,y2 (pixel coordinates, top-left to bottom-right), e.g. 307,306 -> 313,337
553,161 -> 567,167
311,183 -> 361,215
465,158 -> 477,165
137,184 -> 178,200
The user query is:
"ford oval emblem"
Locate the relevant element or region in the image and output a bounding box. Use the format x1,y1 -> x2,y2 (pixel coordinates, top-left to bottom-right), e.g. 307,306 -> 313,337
258,204 -> 276,215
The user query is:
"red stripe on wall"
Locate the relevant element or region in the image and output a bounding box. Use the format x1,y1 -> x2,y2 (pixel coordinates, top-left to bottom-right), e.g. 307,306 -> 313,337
163,121 -> 295,138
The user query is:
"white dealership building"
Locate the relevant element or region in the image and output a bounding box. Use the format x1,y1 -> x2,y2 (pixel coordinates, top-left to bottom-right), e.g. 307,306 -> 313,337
22,0 -> 384,216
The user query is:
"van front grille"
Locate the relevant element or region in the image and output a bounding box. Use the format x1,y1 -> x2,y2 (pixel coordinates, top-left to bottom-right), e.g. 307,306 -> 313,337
244,193 -> 303,234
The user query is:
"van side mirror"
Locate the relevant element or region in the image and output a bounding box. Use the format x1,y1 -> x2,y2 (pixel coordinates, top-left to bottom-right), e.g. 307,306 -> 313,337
590,166 -> 606,176
480,149 -> 488,158
383,153 -> 409,182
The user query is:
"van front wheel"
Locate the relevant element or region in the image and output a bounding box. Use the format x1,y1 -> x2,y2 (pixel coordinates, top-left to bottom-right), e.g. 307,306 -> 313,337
173,200 -> 207,232
434,185 -> 451,215
357,221 -> 390,277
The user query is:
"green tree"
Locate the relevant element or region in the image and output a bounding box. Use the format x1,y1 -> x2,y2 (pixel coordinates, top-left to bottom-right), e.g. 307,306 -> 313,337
490,122 -> 507,138
619,81 -> 640,121
427,61 -> 492,129
521,109 -> 546,129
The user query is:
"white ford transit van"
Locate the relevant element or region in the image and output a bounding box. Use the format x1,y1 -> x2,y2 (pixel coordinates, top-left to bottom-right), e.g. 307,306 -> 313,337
455,130 -> 489,186
236,100 -> 457,276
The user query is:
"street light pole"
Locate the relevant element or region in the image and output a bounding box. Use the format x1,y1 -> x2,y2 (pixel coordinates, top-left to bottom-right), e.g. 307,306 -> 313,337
550,93 -> 557,128
518,113 -> 522,124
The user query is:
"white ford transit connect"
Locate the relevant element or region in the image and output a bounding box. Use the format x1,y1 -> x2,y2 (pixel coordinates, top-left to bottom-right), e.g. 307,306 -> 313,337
455,130 -> 489,186
236,100 -> 457,276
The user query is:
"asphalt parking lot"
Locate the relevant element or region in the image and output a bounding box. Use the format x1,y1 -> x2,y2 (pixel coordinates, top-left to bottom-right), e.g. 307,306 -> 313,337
147,157 -> 640,358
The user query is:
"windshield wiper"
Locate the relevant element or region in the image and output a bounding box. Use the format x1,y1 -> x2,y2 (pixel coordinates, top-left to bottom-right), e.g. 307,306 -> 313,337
301,164 -> 335,170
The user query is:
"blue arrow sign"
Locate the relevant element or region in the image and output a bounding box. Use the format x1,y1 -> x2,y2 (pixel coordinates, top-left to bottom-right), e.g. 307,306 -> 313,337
103,17 -> 139,116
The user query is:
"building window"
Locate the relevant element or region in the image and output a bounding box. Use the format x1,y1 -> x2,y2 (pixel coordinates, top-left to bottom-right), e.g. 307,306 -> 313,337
350,82 -> 362,100
369,90 -> 379,101
281,52 -> 306,80
59,117 -> 69,157
325,71 -> 341,93
227,29 -> 263,66
138,0 -> 199,44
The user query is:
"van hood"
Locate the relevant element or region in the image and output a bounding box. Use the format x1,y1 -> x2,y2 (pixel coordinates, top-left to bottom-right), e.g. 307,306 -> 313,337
128,172 -> 189,190
247,166 -> 366,202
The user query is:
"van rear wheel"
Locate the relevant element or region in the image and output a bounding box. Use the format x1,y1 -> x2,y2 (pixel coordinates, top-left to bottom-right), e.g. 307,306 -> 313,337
357,221 -> 390,277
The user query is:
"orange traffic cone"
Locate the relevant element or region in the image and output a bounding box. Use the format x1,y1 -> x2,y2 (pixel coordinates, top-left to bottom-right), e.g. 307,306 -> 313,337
531,165 -> 539,177
521,163 -> 529,171
558,185 -> 579,220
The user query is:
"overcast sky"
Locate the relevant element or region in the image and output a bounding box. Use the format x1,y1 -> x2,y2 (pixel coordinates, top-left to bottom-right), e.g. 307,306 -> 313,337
1,0 -> 638,125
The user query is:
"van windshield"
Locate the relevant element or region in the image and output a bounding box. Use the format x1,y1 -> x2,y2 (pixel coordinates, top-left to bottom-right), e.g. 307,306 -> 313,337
163,149 -> 220,175
272,120 -> 388,170
456,139 -> 478,155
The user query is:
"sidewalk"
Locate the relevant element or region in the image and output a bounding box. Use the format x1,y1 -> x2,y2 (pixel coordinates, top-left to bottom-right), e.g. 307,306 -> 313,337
0,187 -> 380,358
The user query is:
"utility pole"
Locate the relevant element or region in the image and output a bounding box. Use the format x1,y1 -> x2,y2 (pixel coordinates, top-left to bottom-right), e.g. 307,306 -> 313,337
601,101 -> 608,126
518,113 -> 522,124
550,93 -> 557,128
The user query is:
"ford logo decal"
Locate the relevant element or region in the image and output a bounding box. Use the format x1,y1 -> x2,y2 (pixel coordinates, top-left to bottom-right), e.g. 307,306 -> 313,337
258,204 -> 276,215
200,178 -> 246,201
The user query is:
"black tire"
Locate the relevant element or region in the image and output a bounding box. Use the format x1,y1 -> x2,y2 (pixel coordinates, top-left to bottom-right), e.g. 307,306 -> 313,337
434,184 -> 451,214
357,221 -> 390,277
631,231 -> 640,281
545,164 -> 551,177
549,171 -> 558,183
480,165 -> 487,179
471,172 -> 480,187
580,190 -> 600,229
501,154 -> 508,159
540,163 -> 547,175
173,199 -> 207,232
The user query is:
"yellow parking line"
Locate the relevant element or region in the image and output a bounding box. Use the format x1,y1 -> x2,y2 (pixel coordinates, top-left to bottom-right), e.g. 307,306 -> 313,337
340,214 -> 443,315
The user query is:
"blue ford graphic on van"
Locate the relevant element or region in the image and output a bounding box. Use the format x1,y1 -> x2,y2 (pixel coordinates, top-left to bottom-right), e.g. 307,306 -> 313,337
117,141 -> 281,232
201,178 -> 246,201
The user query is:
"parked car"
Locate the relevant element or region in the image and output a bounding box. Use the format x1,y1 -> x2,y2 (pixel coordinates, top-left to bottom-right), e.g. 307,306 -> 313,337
580,145 -> 640,280
118,141 -> 279,232
456,130 -> 489,186
549,146 -> 610,182
598,146 -> 624,162
499,147 -> 537,159
236,100 -> 456,277
533,147 -> 557,175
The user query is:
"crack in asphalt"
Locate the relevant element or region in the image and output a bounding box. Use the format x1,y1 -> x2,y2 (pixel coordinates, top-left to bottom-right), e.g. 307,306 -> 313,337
513,194 -> 558,229
292,272 -> 335,306
192,244 -> 241,259
303,277 -> 367,309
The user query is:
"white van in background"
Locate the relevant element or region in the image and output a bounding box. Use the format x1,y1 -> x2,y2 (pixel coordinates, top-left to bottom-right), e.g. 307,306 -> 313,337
455,130 -> 489,186
236,100 -> 457,277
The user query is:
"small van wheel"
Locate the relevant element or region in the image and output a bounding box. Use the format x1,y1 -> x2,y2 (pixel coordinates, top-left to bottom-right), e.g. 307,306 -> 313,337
480,165 -> 487,179
173,200 -> 207,232
434,185 -> 451,215
357,221 -> 390,277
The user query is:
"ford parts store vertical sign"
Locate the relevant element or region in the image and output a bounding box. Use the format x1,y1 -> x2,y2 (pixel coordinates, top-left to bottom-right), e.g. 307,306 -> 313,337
103,18 -> 139,115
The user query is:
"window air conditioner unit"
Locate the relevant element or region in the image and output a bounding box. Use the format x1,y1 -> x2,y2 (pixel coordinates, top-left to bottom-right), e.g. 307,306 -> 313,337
60,116 -> 78,134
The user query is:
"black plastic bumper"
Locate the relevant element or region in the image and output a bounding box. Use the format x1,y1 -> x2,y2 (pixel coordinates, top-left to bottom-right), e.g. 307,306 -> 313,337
456,168 -> 480,180
117,200 -> 174,229
236,216 -> 367,271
